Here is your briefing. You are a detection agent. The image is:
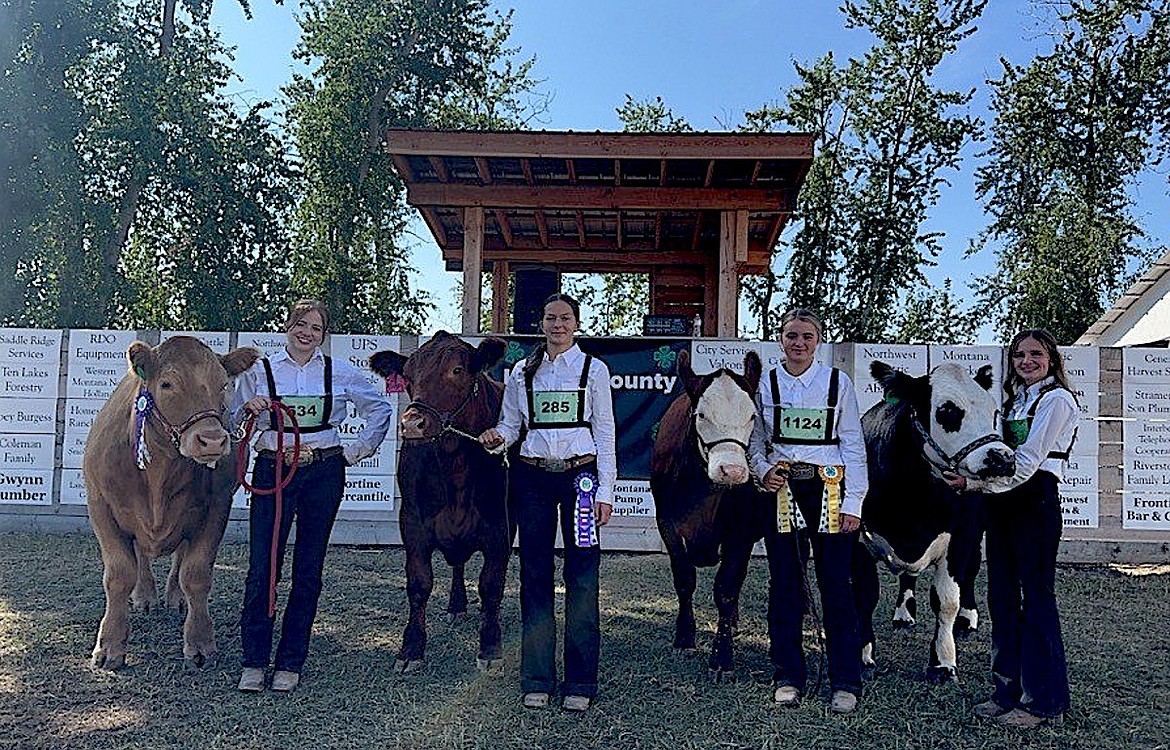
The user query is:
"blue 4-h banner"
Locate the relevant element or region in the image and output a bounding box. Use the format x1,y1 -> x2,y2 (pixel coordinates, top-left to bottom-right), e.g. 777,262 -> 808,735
490,336 -> 690,480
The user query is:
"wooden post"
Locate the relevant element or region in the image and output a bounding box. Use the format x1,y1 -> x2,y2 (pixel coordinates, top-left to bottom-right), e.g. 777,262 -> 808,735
491,260 -> 509,333
717,211 -> 741,337
462,207 -> 484,334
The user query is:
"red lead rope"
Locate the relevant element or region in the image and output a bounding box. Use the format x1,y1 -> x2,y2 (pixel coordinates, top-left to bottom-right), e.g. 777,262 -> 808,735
237,401 -> 301,617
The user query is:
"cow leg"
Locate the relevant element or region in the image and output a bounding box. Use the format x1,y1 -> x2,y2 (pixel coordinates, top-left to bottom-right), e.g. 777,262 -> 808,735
926,564 -> 961,683
892,572 -> 918,629
475,543 -> 510,671
708,545 -> 751,680
661,535 -> 697,652
397,545 -> 433,673
955,527 -> 984,638
129,541 -> 158,613
89,499 -> 135,670
165,543 -> 185,612
850,537 -> 880,676
448,562 -> 468,623
178,512 -> 227,668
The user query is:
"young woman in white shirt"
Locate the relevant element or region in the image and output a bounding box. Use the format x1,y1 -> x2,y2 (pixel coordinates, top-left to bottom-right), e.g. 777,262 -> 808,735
944,329 -> 1076,728
747,308 -> 867,714
478,293 -> 617,712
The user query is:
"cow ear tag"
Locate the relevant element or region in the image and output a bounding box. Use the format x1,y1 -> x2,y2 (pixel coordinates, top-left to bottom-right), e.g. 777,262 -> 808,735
883,392 -> 900,405
135,365 -> 147,381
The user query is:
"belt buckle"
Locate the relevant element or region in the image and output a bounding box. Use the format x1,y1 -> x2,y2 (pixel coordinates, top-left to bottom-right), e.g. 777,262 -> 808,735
544,457 -> 566,473
789,463 -> 816,481
283,447 -> 315,466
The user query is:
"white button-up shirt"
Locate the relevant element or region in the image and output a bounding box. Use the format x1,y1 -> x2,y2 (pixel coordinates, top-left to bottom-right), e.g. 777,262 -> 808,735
231,347 -> 394,464
748,361 -> 869,518
972,376 -> 1078,493
495,344 -> 618,505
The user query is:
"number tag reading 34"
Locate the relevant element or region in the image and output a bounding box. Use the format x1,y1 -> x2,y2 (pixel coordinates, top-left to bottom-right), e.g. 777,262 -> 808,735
280,396 -> 327,428
775,407 -> 829,441
532,390 -> 581,425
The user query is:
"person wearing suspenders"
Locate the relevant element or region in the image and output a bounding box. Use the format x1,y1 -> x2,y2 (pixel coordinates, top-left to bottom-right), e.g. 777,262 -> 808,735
231,300 -> 393,693
747,309 -> 868,714
943,329 -> 1077,728
478,293 -> 617,712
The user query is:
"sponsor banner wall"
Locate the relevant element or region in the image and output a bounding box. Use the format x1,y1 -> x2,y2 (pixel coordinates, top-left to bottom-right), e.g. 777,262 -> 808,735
1122,348 -> 1170,530
1059,347 -> 1101,528
851,344 -> 928,415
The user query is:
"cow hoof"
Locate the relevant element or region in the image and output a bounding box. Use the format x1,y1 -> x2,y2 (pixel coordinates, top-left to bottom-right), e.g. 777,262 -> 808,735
861,662 -> 878,680
892,619 -> 916,630
91,649 -> 125,671
130,596 -> 156,614
184,652 -> 218,670
476,657 -> 504,672
925,666 -> 958,684
393,658 -> 426,674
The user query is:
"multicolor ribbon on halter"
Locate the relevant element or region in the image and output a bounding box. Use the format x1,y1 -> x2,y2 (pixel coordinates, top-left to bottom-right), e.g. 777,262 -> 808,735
573,471 -> 598,547
134,385 -> 156,470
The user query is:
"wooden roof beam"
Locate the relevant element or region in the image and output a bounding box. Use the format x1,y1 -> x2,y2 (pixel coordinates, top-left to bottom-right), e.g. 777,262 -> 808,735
428,156 -> 449,182
522,158 -> 535,185
475,157 -> 493,184
406,184 -> 794,211
494,209 -> 514,247
659,159 -> 667,186
704,160 -> 715,187
420,208 -> 449,247
384,129 -> 817,160
535,210 -> 549,247
691,211 -> 703,251
575,211 -> 586,248
654,211 -> 663,250
750,160 -> 762,186
566,159 -> 577,184
391,154 -> 415,182
613,159 -> 621,187
616,210 -> 622,250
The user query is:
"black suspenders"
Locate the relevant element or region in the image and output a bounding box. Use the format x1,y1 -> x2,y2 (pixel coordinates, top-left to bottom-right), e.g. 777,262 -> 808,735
261,356 -> 334,433
1019,383 -> 1076,460
770,366 -> 840,445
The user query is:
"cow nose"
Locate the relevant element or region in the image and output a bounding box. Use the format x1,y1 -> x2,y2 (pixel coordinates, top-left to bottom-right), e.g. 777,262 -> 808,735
981,449 -> 1016,478
400,411 -> 427,439
196,431 -> 228,454
716,464 -> 747,485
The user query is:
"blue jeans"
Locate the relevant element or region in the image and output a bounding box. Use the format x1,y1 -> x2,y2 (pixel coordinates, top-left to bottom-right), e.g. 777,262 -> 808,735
240,454 -> 345,674
985,471 -> 1069,717
513,459 -> 601,698
764,474 -> 862,696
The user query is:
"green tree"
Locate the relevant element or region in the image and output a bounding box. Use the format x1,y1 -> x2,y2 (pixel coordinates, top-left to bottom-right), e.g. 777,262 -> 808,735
745,0 -> 986,343
285,0 -> 541,334
974,0 -> 1170,343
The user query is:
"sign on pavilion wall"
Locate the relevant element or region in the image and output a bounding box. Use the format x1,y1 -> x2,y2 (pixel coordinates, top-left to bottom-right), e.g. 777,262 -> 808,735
1122,348 -> 1170,530
0,329 -> 62,506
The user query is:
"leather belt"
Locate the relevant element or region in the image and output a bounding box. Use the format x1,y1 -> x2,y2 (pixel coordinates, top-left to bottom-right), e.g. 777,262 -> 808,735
518,454 -> 596,473
258,445 -> 344,467
786,462 -> 818,481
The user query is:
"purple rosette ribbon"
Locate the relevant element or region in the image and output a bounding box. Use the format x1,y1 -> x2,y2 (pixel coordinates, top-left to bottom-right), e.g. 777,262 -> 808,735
573,471 -> 598,548
134,386 -> 156,470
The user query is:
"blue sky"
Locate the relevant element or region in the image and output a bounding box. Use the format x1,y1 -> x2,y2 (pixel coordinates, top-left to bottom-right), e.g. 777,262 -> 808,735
210,0 -> 1169,340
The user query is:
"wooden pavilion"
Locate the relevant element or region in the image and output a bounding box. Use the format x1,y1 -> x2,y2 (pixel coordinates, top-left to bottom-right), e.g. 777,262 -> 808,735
383,129 -> 814,336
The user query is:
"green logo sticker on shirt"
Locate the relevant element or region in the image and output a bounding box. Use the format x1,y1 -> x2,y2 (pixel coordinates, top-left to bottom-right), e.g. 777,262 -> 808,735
1005,419 -> 1029,449
281,396 -> 328,428
776,407 -> 829,440
531,390 -> 581,424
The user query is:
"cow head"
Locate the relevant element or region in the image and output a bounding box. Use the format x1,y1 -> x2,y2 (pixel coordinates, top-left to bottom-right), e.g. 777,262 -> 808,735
369,331 -> 506,440
129,337 -> 258,468
871,360 -> 1014,479
680,350 -> 762,486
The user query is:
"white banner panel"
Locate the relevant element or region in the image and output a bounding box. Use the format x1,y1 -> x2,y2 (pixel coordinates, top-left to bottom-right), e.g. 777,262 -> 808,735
340,472 -> 395,510
1122,491 -> 1170,530
852,344 -> 928,414
60,468 -> 87,506
0,469 -> 53,505
0,433 -> 54,470
62,399 -> 104,469
611,478 -> 655,519
1061,455 -> 1098,528
0,359 -> 59,400
1122,348 -> 1170,528
66,329 -> 136,400
1122,347 -> 1170,385
330,334 -> 401,387
1060,346 -> 1100,417
689,340 -> 758,376
236,332 -> 289,358
0,329 -> 62,367
162,330 -> 231,353
0,398 -> 56,434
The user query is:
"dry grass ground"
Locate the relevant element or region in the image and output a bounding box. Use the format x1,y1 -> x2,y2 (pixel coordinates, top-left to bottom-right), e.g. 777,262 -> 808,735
0,532 -> 1167,750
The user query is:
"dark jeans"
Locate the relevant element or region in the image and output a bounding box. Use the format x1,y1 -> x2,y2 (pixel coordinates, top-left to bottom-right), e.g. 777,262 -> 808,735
240,454 -> 346,674
513,459 -> 601,698
764,474 -> 862,696
985,471 -> 1069,717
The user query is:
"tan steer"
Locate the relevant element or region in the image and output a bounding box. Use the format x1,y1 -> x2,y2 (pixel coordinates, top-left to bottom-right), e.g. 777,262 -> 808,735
84,336 -> 257,670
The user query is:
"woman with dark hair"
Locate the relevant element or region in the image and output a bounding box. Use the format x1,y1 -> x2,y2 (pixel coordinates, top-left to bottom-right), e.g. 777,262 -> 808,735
748,308 -> 867,714
478,292 -> 616,712
231,299 -> 393,693
944,329 -> 1078,728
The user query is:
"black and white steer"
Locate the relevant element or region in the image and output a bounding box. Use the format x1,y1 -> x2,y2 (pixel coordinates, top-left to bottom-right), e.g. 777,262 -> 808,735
852,361 -> 1014,682
651,350 -> 772,679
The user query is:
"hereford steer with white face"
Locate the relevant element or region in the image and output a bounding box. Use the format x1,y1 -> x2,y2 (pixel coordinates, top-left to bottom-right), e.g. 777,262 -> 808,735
651,350 -> 772,679
852,360 -> 1014,683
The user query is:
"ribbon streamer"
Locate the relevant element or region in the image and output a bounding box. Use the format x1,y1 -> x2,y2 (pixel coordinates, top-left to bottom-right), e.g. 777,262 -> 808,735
573,471 -> 598,548
134,386 -> 155,470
